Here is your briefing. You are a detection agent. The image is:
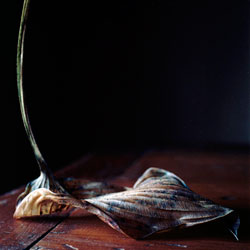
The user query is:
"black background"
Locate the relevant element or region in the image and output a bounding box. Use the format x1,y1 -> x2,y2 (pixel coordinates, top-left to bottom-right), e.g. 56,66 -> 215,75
2,0 -> 250,194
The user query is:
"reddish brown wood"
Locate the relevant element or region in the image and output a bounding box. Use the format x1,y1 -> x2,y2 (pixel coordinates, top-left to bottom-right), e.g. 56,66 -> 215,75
0,153 -> 137,249
1,151 -> 249,250
0,187 -> 66,250
55,153 -> 137,181
31,211 -> 249,250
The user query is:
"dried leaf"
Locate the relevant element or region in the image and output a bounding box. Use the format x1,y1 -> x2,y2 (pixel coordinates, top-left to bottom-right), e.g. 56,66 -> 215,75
60,178 -> 126,199
14,188 -> 84,219
14,168 -> 239,240
15,0 -> 239,241
133,167 -> 188,189
16,0 -> 68,207
14,180 -> 126,218
16,0 -> 124,211
16,172 -> 68,207
84,167 -> 237,239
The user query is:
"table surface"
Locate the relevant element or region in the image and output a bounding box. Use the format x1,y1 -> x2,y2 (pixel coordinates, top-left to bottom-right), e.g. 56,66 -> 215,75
0,150 -> 249,250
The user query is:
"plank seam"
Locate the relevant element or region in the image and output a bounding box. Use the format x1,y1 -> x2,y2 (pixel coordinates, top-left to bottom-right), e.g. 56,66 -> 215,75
23,217 -> 66,250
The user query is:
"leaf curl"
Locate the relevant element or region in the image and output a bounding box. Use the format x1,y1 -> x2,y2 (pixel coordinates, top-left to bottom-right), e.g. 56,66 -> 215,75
60,178 -> 126,199
14,188 -> 84,219
84,168 -> 236,239
14,168 -> 239,240
15,0 -> 239,241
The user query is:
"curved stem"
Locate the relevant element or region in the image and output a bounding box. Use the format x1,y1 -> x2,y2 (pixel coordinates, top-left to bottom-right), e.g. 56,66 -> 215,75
17,0 -> 51,175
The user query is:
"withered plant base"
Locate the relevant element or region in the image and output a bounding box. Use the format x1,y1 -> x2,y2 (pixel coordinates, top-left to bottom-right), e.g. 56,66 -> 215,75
15,0 -> 240,240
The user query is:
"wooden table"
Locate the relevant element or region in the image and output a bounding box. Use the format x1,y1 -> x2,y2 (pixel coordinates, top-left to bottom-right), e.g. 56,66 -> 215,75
0,151 -> 249,249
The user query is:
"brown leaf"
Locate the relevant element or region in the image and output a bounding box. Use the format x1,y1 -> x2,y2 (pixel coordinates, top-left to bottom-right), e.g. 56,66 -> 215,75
13,188 -> 84,219
13,180 -> 125,219
13,168 -> 239,240
16,172 -> 68,207
60,178 -> 126,199
84,168 -> 238,239
15,0 -> 239,240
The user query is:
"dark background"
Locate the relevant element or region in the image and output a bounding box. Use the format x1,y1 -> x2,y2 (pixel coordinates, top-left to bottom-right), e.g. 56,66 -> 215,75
2,0 -> 250,195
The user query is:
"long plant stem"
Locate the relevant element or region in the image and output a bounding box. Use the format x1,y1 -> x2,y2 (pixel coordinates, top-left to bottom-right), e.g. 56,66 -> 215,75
17,0 -> 51,176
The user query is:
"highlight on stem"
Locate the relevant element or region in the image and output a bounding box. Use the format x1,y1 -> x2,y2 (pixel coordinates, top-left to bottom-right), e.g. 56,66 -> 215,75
14,0 -> 240,241
16,0 -> 67,206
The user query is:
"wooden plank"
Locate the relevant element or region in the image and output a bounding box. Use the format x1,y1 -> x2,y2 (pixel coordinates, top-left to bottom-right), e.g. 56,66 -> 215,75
55,153 -> 137,181
0,153 -> 137,250
0,187 -> 66,250
32,151 -> 250,250
30,208 -> 248,250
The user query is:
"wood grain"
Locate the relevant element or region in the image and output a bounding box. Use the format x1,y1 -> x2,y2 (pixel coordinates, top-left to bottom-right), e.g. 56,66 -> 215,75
1,151 -> 249,249
0,153 -> 136,249
33,151 -> 250,250
0,187 -> 66,250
